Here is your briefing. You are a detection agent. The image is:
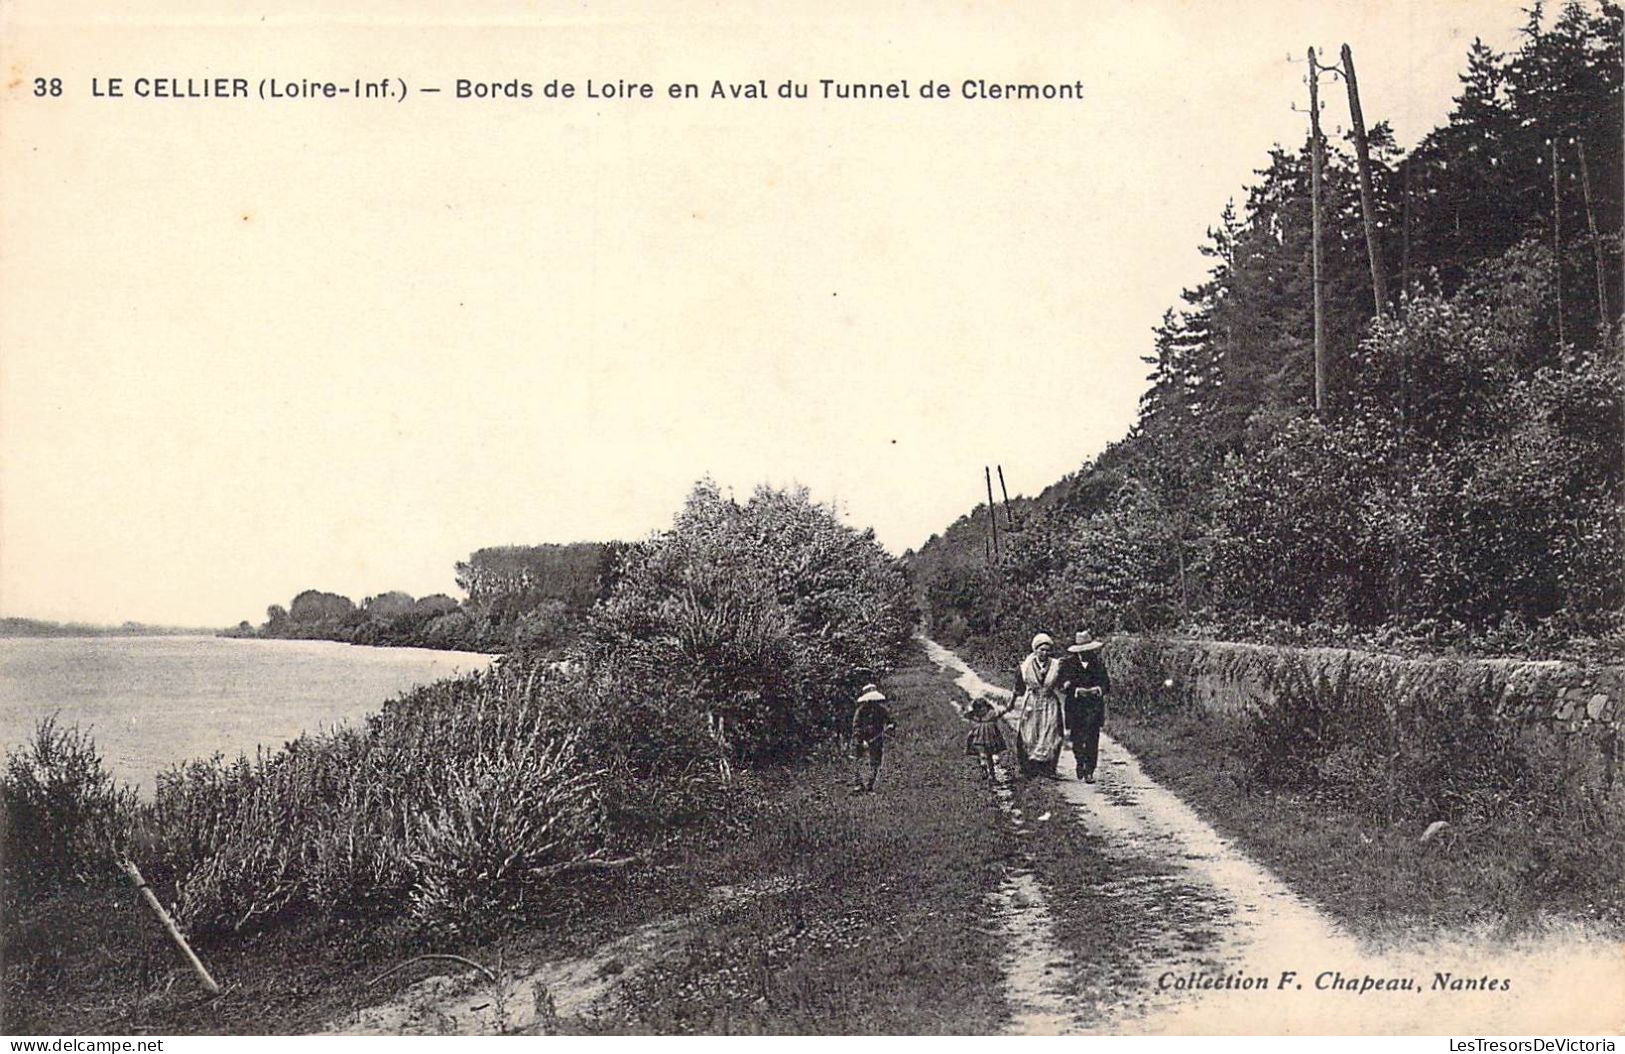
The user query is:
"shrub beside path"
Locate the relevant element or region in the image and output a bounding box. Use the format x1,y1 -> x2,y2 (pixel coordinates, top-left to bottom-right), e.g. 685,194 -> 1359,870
920,635 -> 1625,1035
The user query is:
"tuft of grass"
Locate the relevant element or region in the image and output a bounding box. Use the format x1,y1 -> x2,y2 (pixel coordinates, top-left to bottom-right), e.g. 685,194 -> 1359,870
147,665 -> 611,938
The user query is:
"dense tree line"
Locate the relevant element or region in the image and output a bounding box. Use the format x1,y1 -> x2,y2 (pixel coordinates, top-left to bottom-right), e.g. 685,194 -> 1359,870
912,3 -> 1623,661
240,542 -> 619,653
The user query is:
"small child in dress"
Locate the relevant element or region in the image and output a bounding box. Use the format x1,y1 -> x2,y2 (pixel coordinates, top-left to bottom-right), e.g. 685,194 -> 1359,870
963,696 -> 1012,781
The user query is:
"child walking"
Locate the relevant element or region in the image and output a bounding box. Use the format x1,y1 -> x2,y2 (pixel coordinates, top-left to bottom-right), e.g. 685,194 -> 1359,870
963,696 -> 1012,781
851,685 -> 897,793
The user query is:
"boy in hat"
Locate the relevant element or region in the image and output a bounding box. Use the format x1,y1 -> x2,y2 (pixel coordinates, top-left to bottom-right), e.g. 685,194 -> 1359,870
851,684 -> 897,793
1058,630 -> 1111,783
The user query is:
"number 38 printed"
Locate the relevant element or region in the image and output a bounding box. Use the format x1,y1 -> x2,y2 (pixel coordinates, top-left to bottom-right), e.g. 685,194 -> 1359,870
33,77 -> 62,96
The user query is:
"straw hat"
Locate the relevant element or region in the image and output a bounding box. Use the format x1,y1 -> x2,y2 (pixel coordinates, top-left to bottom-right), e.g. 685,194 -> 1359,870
1067,631 -> 1103,653
857,689 -> 887,703
1031,633 -> 1054,651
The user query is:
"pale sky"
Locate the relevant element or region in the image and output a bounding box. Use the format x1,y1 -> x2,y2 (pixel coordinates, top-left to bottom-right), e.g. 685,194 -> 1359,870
0,1 -> 1532,626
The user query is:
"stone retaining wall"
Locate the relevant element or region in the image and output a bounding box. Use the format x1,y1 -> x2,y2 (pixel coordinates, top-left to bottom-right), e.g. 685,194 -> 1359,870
1107,635 -> 1623,807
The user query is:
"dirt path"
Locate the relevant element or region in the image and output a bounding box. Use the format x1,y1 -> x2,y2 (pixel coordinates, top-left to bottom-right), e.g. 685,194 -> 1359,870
326,878 -> 800,1035
975,765 -> 1088,1034
921,636 -> 1624,1035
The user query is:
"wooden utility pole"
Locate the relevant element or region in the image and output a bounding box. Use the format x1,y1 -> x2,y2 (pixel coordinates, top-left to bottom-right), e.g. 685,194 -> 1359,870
1577,139 -> 1611,324
1552,139 -> 1567,347
1400,157 -> 1412,429
1341,44 -> 1389,318
984,466 -> 1000,560
1401,158 -> 1412,307
996,465 -> 1017,530
1308,47 -> 1327,416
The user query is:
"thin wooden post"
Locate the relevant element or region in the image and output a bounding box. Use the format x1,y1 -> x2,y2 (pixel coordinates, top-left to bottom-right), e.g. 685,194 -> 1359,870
1174,519 -> 1190,621
1401,157 -> 1412,306
1577,139 -> 1611,324
996,465 -> 1017,529
984,467 -> 1000,559
1552,138 -> 1567,348
119,857 -> 221,995
1400,157 -> 1411,431
1308,47 -> 1327,416
1342,45 -> 1389,317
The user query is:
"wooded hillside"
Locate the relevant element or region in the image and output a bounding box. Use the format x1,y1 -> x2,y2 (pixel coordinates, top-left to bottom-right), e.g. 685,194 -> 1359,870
911,3 -> 1623,662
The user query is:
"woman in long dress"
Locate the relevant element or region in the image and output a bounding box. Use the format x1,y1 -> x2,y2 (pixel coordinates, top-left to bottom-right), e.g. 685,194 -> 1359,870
1013,633 -> 1065,778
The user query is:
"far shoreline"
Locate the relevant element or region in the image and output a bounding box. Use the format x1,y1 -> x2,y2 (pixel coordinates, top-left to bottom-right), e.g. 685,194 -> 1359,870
0,616 -> 224,639
1,617 -> 509,656
0,634 -> 502,796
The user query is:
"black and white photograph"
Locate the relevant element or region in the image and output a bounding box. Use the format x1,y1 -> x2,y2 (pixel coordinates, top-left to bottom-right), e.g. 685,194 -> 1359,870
0,0 -> 1621,1040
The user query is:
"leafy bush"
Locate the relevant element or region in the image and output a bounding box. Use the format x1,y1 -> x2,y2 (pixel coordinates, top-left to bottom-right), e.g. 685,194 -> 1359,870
2,716 -> 137,898
98,481 -> 914,940
1111,636 -> 1610,841
1386,667 -> 1531,826
401,727 -> 603,934
581,481 -> 916,767
1246,654 -> 1348,791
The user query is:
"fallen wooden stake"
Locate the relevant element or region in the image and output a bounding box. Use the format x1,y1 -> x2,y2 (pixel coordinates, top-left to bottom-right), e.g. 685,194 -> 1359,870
118,858 -> 221,995
370,953 -> 497,988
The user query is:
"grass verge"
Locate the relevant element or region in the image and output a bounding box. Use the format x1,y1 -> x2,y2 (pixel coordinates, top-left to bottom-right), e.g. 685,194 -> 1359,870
576,657 -> 1014,1033
1106,707 -> 1625,942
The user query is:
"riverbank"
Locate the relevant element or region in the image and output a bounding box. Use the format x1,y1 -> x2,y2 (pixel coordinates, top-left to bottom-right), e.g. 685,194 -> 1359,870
0,635 -> 496,796
2,653 -> 1024,1034
4,481 -> 926,1035
0,618 -> 223,639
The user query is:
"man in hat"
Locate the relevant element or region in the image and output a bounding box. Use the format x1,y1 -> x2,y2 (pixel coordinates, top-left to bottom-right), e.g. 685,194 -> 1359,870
851,684 -> 897,793
1058,631 -> 1111,783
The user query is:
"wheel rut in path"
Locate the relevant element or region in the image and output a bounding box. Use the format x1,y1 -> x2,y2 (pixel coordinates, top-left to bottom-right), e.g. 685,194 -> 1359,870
976,763 -> 1087,1034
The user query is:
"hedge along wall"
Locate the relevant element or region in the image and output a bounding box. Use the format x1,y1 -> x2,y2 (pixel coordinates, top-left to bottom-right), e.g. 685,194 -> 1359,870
1105,635 -> 1623,827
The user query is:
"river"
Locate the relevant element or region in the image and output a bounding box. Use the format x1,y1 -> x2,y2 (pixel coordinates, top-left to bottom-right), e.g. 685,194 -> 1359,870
0,635 -> 496,794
